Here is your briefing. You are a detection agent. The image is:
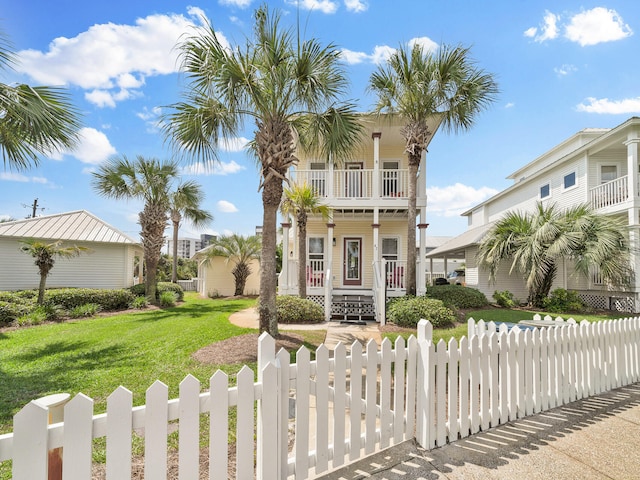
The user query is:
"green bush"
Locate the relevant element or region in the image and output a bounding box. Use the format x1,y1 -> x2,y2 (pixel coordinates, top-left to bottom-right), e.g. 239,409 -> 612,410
15,307 -> 49,327
276,296 -> 324,324
387,296 -> 456,328
493,290 -> 518,308
44,288 -> 135,311
543,288 -> 588,313
424,285 -> 488,309
129,282 -> 184,302
69,303 -> 102,318
130,296 -> 149,309
159,291 -> 177,307
0,300 -> 32,325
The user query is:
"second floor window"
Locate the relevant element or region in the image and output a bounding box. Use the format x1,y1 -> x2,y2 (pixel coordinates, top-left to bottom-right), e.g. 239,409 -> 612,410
564,172 -> 576,189
309,163 -> 326,196
540,183 -> 550,199
308,237 -> 324,272
600,165 -> 617,184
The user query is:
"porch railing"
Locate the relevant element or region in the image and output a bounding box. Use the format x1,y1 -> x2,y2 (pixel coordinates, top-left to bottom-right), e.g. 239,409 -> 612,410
385,259 -> 407,290
590,175 -> 629,209
292,169 -> 409,199
306,259 -> 325,288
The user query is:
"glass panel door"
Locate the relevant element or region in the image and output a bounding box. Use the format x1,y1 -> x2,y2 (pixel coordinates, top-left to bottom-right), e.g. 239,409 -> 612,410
343,238 -> 362,286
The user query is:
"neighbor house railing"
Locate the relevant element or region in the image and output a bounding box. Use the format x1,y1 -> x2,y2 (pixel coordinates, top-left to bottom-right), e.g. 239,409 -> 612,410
2,315 -> 639,478
590,175 -> 629,209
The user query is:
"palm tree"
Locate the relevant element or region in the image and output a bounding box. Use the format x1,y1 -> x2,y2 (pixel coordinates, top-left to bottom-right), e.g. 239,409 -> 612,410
477,203 -> 632,307
169,182 -> 213,283
202,234 -> 261,296
0,29 -> 81,171
20,239 -> 89,304
280,183 -> 331,299
92,155 -> 180,303
163,6 -> 363,335
369,43 -> 498,295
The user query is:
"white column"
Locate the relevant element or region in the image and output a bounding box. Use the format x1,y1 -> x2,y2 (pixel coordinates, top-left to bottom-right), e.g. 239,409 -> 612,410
372,131 -> 381,199
373,207 -> 380,262
328,152 -> 335,200
625,132 -> 640,310
326,221 -> 335,321
281,222 -> 291,294
417,209 -> 428,295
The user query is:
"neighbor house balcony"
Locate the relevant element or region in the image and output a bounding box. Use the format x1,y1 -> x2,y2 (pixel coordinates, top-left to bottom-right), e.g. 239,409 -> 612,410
589,175 -> 630,210
292,168 -> 414,206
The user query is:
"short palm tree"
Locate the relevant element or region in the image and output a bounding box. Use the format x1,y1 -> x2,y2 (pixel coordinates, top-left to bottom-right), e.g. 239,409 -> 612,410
92,155 -> 180,303
0,29 -> 81,171
477,203 -> 632,307
281,183 -> 331,299
202,234 -> 261,296
20,239 -> 89,304
169,182 -> 213,283
369,43 -> 498,295
163,6 -> 363,335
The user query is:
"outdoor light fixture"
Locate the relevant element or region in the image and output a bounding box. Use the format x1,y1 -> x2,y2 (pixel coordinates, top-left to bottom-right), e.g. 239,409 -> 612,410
333,238 -> 336,246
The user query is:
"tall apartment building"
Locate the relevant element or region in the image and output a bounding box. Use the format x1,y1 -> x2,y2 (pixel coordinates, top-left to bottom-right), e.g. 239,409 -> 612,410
167,234 -> 216,259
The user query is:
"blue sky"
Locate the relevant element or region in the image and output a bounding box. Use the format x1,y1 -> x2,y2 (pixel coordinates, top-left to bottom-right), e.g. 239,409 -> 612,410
1,1 -> 639,240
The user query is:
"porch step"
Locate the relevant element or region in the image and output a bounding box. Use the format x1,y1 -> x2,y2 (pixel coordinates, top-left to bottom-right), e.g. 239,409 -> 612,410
331,293 -> 375,322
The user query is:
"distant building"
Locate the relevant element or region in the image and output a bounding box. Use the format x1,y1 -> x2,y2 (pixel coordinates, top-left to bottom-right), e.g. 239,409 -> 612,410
167,234 -> 216,259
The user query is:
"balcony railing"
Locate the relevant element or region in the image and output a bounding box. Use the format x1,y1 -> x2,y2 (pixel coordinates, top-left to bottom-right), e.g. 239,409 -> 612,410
590,175 -> 629,209
293,169 -> 409,199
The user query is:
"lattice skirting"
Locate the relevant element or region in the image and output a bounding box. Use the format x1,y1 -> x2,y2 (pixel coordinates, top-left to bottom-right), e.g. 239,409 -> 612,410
330,302 -> 376,317
307,295 -> 325,309
579,292 -> 636,313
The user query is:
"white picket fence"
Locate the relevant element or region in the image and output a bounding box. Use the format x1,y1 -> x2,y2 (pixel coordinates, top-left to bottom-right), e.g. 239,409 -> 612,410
1,315 -> 639,479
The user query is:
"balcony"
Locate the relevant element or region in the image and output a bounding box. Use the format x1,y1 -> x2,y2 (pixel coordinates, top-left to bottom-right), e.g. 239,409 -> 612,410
590,175 -> 629,210
293,169 -> 410,199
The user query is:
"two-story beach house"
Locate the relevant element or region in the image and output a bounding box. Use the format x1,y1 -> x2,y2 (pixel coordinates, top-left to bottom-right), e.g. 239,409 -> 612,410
278,115 -> 440,323
428,117 -> 640,312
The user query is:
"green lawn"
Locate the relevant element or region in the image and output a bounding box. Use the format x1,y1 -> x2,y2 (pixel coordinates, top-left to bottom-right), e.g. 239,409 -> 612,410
0,293 -> 260,434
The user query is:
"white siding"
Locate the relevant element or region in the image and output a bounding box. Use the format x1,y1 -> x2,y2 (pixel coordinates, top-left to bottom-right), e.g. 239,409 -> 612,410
0,239 -> 137,291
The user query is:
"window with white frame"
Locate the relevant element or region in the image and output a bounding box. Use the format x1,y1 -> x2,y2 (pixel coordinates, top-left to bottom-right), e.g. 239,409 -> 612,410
382,237 -> 398,262
382,161 -> 399,196
564,171 -> 576,189
540,183 -> 550,199
309,162 -> 326,196
600,165 -> 617,184
308,237 -> 324,273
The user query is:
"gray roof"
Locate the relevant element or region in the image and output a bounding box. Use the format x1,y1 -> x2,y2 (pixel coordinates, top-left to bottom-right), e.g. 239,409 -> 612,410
0,210 -> 139,244
426,222 -> 495,258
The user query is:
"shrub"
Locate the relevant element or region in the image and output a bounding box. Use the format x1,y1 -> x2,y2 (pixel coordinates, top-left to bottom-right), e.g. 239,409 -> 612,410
44,288 -> 135,311
543,288 -> 588,314
14,304 -> 61,326
128,282 -> 184,302
130,296 -> 149,309
387,296 -> 456,328
424,285 -> 488,309
0,300 -> 32,325
159,291 -> 177,307
276,296 -> 324,324
493,290 -> 518,308
69,303 -> 102,318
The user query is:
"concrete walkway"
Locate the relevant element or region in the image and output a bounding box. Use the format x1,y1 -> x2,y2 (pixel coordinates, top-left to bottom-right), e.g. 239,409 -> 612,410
228,307 -> 382,348
318,383 -> 640,480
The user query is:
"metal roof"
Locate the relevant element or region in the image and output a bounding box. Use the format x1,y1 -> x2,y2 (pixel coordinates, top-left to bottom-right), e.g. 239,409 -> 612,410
426,222 -> 495,258
0,210 -> 139,245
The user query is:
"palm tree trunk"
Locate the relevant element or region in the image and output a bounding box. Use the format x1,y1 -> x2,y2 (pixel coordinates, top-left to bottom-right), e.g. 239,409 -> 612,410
298,212 -> 307,299
259,180 -> 281,336
37,274 -> 47,305
233,263 -> 250,296
171,215 -> 180,283
406,158 -> 419,296
140,204 -> 167,304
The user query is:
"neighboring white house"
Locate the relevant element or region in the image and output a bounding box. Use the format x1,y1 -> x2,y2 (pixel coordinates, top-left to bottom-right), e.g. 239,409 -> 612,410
0,210 -> 142,291
428,116 -> 640,312
278,114 -> 441,322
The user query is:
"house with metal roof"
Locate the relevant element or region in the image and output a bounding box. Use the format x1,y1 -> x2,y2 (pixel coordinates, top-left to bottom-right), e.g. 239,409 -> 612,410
0,210 -> 143,291
428,117 -> 640,312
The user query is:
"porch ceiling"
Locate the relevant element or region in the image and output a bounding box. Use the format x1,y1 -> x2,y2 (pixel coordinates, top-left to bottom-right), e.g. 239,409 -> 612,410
330,208 -> 409,219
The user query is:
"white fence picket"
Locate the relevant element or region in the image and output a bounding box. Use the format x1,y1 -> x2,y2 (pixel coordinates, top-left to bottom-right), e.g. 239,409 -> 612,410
435,339 -> 447,447
364,340 -> 377,455
332,342 -> 347,468
179,374 -> 200,480
144,381 -> 168,480
62,394 -> 93,480
349,341 -> 363,461
13,401 -> 49,479
379,338 -> 392,449
295,346 -> 311,478
276,348 -> 291,477
458,336 -> 470,438
447,337 -> 459,442
106,387 -> 133,480
479,335 -> 490,431
315,345 -> 330,473
209,371 -> 228,480
235,366 -> 255,480
393,336 -> 406,444
405,335 -> 418,439
260,363 -> 279,479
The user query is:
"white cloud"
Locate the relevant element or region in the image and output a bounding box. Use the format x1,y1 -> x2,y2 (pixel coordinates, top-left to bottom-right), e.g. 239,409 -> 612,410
408,37 -> 438,54
339,49 -> 369,64
344,0 -> 368,13
0,172 -> 50,184
286,0 -> 338,14
565,7 -> 632,46
576,97 -> 640,114
554,64 -> 577,76
505,102 -> 515,109
137,106 -> 163,133
426,183 -> 498,218
14,9 -> 221,107
223,229 -> 234,236
218,136 -> 249,152
220,0 -> 253,7
524,10 -> 559,43
525,8 -> 632,46
69,127 -> 117,164
371,45 -> 397,64
217,200 -> 239,213
182,160 -> 246,176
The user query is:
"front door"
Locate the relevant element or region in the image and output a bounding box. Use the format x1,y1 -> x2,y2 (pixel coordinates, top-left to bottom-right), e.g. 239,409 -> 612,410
343,238 -> 362,286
